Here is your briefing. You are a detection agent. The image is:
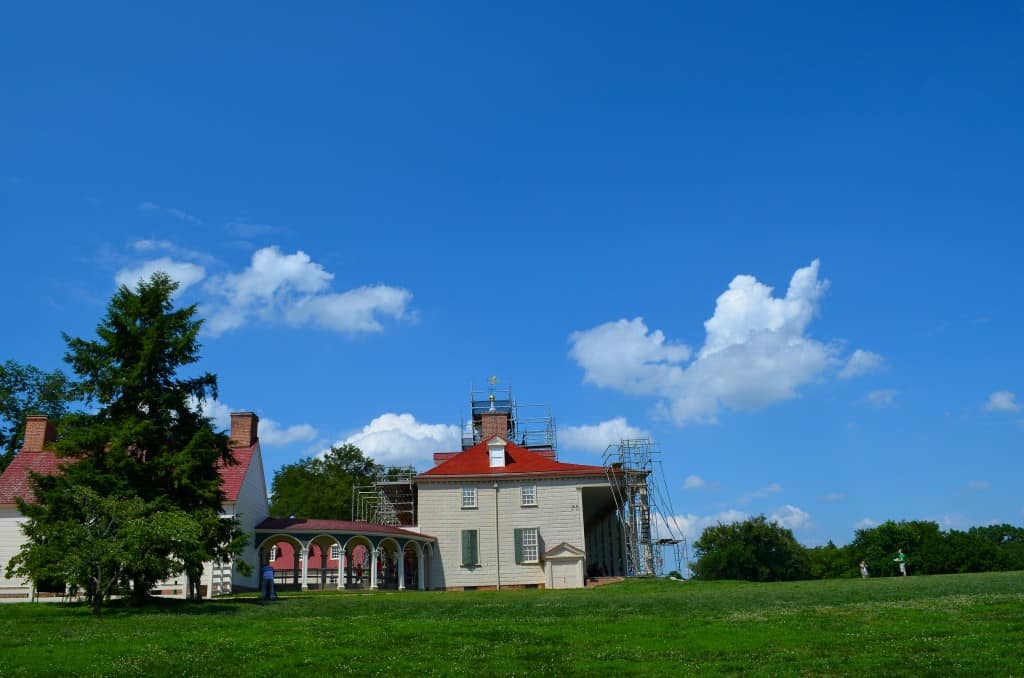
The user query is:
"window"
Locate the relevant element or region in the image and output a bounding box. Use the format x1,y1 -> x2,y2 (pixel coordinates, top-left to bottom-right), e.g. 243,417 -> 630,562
269,546 -> 279,562
461,529 -> 479,566
521,485 -> 537,507
462,486 -> 477,509
514,527 -> 539,564
330,544 -> 341,560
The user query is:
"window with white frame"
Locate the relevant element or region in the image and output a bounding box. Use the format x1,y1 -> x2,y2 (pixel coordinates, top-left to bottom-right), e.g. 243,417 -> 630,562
521,484 -> 537,507
515,527 -> 539,563
462,486 -> 478,508
269,545 -> 279,562
330,544 -> 341,560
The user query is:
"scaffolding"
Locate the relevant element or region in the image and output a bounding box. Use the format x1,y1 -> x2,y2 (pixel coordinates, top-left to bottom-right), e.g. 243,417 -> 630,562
461,382 -> 556,452
351,470 -> 416,526
603,438 -> 687,577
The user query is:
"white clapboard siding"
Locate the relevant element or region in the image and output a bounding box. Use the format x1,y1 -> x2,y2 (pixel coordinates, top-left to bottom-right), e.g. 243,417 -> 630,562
417,475 -> 607,589
0,507 -> 31,597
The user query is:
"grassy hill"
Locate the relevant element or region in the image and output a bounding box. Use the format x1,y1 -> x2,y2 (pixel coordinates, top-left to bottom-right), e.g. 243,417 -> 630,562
1,571 -> 1022,675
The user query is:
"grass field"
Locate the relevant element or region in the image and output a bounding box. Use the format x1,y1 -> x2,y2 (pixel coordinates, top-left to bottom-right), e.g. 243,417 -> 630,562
1,572 -> 1022,676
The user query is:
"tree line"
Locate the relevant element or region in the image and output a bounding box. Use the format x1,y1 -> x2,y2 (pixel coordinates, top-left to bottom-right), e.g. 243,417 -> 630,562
692,515 -> 1024,581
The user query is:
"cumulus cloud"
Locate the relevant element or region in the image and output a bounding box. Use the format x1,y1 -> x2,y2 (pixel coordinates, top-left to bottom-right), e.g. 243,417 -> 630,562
854,518 -> 877,530
683,475 -> 706,489
193,397 -> 318,447
559,417 -> 650,454
339,413 -> 460,468
984,390 -> 1019,413
840,350 -> 885,378
115,258 -> 206,292
138,201 -> 201,224
203,246 -> 412,336
770,505 -> 812,529
569,260 -> 869,425
866,389 -> 898,408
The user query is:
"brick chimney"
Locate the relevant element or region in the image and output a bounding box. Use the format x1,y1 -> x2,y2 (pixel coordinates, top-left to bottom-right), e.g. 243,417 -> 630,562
480,412 -> 509,441
229,412 -> 259,448
23,415 -> 57,452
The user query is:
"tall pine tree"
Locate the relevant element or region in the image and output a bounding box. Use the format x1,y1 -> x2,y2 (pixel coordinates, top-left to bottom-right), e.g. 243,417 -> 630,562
8,273 -> 247,610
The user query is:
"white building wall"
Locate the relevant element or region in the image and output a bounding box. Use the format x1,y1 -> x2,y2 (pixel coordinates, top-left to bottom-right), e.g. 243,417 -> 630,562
417,475 -> 607,589
0,507 -> 30,595
225,442 -> 270,591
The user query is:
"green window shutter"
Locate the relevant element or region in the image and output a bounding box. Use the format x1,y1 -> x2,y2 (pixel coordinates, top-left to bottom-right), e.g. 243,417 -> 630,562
462,529 -> 478,566
514,528 -> 524,564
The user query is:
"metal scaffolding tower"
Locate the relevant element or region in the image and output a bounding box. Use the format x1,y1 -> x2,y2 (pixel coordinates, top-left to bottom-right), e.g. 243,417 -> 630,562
462,381 -> 556,452
603,438 -> 687,577
351,470 -> 416,526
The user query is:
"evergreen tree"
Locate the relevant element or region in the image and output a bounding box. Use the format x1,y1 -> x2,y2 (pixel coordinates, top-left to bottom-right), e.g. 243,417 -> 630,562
7,273 -> 247,610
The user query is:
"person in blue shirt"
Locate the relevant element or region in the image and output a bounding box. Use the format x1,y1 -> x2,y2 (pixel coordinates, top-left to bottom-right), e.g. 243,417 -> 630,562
261,563 -> 277,600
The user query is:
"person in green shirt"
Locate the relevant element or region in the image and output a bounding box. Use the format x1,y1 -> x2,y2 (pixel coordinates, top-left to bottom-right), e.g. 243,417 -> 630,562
894,548 -> 907,576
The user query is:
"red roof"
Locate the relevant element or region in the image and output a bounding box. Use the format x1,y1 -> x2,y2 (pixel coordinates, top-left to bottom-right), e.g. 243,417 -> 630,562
418,437 -> 610,479
0,451 -> 67,505
256,517 -> 433,540
218,443 -> 257,503
0,444 -> 258,506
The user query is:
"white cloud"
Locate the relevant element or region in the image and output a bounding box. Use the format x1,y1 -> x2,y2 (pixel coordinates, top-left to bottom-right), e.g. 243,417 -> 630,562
115,257 -> 206,292
866,389 -> 898,408
984,390 -> 1019,413
225,220 -> 293,238
820,492 -> 846,502
138,201 -> 201,224
683,475 -> 706,489
569,260 -> 852,425
192,397 -> 318,448
737,482 -> 782,505
129,239 -> 217,265
770,504 -> 812,530
854,518 -> 878,530
339,413 -> 460,469
966,480 -> 990,490
840,349 -> 885,378
659,509 -> 748,544
559,417 -> 650,454
203,246 -> 412,336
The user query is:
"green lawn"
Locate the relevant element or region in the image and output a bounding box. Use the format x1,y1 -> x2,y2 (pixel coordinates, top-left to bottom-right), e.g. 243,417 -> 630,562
1,572 -> 1022,676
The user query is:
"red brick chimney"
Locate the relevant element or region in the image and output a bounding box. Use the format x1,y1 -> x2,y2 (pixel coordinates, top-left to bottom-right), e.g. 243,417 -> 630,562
229,412 -> 259,448
480,412 -> 509,441
23,415 -> 57,452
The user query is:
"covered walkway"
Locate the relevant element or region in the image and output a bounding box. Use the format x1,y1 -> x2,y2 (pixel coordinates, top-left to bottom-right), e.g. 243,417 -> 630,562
255,518 -> 436,591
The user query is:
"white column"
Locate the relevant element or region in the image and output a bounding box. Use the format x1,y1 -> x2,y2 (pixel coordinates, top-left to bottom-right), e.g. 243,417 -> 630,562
338,552 -> 346,590
370,547 -> 379,589
417,545 -> 425,591
398,549 -> 406,591
301,542 -> 309,590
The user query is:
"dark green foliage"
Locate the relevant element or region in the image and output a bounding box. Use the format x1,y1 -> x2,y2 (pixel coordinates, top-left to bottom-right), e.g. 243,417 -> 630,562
269,443 -> 390,520
0,360 -> 71,472
7,273 -> 247,611
692,515 -> 811,581
807,540 -> 855,579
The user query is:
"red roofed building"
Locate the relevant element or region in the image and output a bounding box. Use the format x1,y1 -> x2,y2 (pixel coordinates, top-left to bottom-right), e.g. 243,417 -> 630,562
414,404 -> 628,590
0,412 -> 270,599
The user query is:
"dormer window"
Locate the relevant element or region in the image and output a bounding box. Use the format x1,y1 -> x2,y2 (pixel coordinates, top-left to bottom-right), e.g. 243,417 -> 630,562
488,438 -> 506,468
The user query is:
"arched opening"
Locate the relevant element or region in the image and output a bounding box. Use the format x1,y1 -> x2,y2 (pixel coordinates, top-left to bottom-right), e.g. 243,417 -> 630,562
306,535 -> 343,590
377,538 -> 401,590
257,534 -> 304,591
343,537 -> 373,589
402,541 -> 421,590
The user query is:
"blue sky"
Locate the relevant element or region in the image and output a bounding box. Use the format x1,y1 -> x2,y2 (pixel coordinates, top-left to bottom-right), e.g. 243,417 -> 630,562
2,3 -> 1021,548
